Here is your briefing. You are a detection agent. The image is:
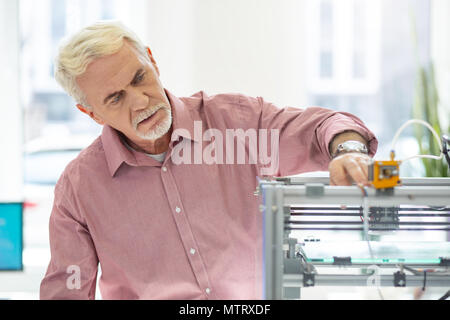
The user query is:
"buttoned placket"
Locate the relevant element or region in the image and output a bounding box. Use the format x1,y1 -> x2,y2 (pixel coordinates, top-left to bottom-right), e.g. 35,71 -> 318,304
160,144 -> 215,299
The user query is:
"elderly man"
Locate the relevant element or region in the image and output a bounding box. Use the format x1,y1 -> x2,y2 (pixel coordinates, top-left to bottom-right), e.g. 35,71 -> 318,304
40,21 -> 377,300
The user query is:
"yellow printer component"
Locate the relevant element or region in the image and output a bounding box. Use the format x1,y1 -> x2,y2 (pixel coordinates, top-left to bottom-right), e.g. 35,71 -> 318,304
369,152 -> 401,190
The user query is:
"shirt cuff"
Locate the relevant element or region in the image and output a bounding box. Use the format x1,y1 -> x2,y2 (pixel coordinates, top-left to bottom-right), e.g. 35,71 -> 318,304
318,113 -> 378,159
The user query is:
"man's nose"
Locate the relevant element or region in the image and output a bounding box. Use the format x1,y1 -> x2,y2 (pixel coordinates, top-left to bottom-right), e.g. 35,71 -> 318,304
128,87 -> 148,112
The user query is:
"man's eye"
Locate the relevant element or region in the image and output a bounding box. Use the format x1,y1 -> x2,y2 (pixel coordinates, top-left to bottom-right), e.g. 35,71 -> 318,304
133,72 -> 145,85
111,92 -> 124,104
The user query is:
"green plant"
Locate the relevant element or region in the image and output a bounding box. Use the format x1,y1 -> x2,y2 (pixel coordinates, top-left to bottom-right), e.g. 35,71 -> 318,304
411,13 -> 449,177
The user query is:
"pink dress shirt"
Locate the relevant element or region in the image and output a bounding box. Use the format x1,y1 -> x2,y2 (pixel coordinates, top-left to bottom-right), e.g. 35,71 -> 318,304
40,90 -> 377,300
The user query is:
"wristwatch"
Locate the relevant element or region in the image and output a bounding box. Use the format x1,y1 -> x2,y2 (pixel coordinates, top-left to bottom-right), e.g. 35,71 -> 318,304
332,140 -> 368,158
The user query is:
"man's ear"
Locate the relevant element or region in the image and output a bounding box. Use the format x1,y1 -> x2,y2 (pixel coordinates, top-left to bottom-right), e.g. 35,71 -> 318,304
146,47 -> 160,76
76,104 -> 105,125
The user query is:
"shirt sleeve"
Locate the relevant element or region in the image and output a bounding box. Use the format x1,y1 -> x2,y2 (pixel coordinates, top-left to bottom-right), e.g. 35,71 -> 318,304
236,94 -> 378,177
39,173 -> 99,300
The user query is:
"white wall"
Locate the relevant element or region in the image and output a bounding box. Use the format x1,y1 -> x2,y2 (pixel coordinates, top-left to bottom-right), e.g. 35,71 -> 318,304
431,0 -> 450,131
139,0 -> 196,99
0,0 -> 23,202
142,0 -> 308,108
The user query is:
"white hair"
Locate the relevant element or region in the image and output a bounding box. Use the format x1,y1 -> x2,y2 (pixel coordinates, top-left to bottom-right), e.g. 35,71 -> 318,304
54,20 -> 148,109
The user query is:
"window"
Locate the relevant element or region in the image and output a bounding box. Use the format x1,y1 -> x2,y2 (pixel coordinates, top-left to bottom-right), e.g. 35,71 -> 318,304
306,0 -> 381,95
306,0 -> 432,177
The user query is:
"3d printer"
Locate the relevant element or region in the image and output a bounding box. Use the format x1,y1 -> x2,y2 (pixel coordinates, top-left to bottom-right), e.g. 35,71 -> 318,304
260,120 -> 450,300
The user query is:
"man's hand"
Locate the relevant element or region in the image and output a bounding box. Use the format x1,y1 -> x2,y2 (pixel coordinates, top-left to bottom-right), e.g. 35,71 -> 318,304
328,152 -> 372,186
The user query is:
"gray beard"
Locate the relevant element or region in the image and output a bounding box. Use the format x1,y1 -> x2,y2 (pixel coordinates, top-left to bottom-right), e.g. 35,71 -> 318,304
134,105 -> 172,140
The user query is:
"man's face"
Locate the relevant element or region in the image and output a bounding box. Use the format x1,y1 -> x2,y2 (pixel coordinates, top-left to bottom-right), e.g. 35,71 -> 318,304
76,41 -> 172,152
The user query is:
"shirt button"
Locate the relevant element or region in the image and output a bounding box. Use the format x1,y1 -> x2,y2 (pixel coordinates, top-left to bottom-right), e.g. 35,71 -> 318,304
205,288 -> 211,295
162,167 -> 167,172
175,207 -> 181,213
190,248 -> 196,255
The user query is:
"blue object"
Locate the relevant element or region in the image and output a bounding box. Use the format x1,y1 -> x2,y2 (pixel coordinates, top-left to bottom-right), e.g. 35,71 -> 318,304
0,203 -> 23,270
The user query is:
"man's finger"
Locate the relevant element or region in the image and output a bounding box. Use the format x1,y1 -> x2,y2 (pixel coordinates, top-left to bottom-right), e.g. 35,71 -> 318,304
329,160 -> 352,186
355,155 -> 371,185
360,157 -> 369,178
330,175 -> 336,186
343,157 -> 368,186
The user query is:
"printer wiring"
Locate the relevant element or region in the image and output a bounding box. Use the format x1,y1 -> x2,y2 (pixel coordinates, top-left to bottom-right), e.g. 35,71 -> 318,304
390,119 -> 444,164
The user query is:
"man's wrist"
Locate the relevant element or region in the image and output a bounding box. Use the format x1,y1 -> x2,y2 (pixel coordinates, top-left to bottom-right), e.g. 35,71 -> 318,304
331,140 -> 369,158
329,131 -> 369,159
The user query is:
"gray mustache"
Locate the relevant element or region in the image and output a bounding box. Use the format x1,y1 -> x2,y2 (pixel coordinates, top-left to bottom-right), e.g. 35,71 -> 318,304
132,104 -> 169,128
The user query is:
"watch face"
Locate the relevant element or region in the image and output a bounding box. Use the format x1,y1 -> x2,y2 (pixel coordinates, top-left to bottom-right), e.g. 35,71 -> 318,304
347,141 -> 361,149
338,141 -> 368,154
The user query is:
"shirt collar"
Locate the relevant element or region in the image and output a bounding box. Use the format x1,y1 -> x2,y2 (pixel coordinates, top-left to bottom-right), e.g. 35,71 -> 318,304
101,89 -> 201,177
101,125 -> 137,176
166,89 -> 203,144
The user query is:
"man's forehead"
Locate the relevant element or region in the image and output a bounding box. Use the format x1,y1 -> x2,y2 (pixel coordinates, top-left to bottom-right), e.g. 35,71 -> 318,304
81,43 -> 140,79
76,42 -> 144,102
